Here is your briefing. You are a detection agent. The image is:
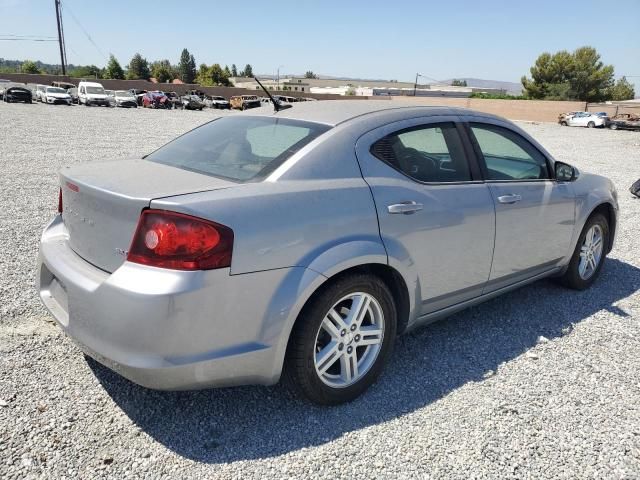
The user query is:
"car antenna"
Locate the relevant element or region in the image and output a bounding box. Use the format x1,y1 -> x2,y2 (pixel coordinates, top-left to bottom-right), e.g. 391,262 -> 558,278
254,76 -> 291,112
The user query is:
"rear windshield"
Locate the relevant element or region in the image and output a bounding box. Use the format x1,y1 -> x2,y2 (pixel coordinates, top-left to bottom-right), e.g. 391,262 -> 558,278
147,116 -> 331,182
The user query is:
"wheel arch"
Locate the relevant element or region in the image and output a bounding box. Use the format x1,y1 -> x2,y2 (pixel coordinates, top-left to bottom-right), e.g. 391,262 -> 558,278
269,259 -> 414,384
588,202 -> 616,253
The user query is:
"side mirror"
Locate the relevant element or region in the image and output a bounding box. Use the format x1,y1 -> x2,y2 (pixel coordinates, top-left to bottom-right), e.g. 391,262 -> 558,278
555,161 -> 577,182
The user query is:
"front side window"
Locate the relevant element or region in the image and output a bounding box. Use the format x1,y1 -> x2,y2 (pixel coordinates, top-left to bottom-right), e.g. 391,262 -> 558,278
147,116 -> 330,182
470,124 -> 549,181
370,122 -> 472,183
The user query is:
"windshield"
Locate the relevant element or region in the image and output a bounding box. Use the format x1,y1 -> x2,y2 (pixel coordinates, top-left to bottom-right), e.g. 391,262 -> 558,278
147,117 -> 331,182
47,87 -> 66,94
86,86 -> 104,95
212,96 -> 225,100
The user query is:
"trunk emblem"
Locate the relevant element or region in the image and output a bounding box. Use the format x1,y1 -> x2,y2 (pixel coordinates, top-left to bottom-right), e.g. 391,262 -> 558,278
65,181 -> 79,192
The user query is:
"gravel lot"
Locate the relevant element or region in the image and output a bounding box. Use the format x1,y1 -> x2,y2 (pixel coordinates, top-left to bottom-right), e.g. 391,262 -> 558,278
1,102 -> 639,479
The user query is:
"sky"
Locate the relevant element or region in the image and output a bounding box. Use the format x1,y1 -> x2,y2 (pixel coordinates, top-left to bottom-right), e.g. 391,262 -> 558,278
1,0 -> 639,93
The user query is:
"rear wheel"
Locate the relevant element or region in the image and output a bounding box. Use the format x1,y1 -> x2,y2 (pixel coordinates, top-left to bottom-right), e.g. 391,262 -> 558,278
559,213 -> 608,290
609,123 -> 618,130
587,121 -> 595,128
285,274 -> 396,405
560,121 -> 567,126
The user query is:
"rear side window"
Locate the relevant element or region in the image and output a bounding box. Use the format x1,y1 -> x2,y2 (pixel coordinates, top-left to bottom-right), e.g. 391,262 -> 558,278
147,117 -> 330,182
470,124 -> 550,181
370,122 -> 472,183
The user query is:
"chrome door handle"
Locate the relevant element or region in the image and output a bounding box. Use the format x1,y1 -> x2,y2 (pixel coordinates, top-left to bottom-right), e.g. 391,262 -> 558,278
387,201 -> 424,214
497,194 -> 522,204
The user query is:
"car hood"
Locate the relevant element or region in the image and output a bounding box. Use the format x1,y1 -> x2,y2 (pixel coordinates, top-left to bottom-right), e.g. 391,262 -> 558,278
47,92 -> 70,98
115,96 -> 136,101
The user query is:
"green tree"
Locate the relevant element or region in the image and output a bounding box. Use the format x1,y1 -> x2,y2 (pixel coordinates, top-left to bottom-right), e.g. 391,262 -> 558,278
195,63 -> 231,86
522,47 -> 614,102
151,59 -> 174,83
304,70 -> 318,79
231,64 -> 238,77
241,64 -> 253,77
223,65 -> 231,77
104,54 -> 125,79
178,49 -> 196,83
126,53 -> 150,80
609,76 -> 635,101
21,60 -> 42,74
70,64 -> 103,78
451,79 -> 467,87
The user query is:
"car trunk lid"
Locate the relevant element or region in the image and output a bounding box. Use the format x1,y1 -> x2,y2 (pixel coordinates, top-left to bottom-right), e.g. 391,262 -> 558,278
60,159 -> 235,273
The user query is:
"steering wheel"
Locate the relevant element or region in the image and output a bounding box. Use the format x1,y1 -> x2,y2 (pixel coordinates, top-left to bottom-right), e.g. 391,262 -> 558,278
397,148 -> 439,181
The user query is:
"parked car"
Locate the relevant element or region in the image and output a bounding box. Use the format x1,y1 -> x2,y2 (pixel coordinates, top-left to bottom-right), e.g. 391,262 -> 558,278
3,86 -> 33,103
78,81 -> 110,106
37,102 -> 618,405
35,84 -> 48,103
560,111 -> 605,128
128,89 -> 148,106
607,113 -> 640,131
142,91 -> 170,109
0,79 -> 11,99
44,86 -> 72,105
594,112 -> 609,119
205,95 -> 230,109
112,90 -> 138,108
51,81 -> 78,104
230,94 -> 261,110
181,94 -> 205,110
105,90 -> 116,107
165,91 -> 182,110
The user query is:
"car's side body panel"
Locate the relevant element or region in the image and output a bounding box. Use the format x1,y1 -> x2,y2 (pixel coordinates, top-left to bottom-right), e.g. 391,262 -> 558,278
354,115 -> 496,318
36,103 -> 619,391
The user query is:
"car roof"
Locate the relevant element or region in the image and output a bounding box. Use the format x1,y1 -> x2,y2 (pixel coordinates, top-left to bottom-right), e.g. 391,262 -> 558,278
245,100 -> 500,126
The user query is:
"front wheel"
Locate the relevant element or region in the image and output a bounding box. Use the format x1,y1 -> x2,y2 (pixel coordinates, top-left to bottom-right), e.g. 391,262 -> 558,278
285,274 -> 397,405
559,213 -> 609,290
587,121 -> 595,128
609,123 -> 618,130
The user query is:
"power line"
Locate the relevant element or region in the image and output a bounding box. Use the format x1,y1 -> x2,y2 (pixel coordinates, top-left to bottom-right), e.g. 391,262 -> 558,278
61,1 -> 107,60
0,38 -> 58,42
1,34 -> 57,39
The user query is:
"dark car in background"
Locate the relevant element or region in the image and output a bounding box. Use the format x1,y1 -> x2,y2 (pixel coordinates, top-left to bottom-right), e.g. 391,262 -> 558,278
165,91 -> 182,110
142,91 -> 170,109
607,113 -> 640,131
181,94 -> 205,110
3,86 -> 33,103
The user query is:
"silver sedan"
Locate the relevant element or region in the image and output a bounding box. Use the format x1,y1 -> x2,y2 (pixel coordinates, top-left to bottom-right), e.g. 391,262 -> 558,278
37,101 -> 618,405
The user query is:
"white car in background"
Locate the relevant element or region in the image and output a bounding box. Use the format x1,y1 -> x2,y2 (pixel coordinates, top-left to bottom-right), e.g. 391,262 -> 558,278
44,86 -> 72,105
35,84 -> 47,102
562,112 -> 606,128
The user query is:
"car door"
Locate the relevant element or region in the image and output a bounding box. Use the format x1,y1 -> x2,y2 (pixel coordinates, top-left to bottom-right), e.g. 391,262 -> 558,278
356,116 -> 495,316
569,113 -> 587,127
464,119 -> 575,291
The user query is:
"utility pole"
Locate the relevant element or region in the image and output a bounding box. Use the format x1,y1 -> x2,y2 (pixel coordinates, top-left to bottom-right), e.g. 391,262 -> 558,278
55,0 -> 67,75
413,73 -> 419,96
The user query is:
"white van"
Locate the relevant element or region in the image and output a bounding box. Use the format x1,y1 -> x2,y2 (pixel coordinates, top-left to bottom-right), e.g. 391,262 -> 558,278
77,81 -> 110,107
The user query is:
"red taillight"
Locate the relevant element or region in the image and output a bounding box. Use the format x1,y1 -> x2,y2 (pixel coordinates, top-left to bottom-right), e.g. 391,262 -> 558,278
127,210 -> 233,270
58,188 -> 63,213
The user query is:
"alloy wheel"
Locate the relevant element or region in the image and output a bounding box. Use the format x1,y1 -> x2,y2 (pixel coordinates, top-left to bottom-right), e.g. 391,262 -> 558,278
313,292 -> 384,388
579,224 -> 603,280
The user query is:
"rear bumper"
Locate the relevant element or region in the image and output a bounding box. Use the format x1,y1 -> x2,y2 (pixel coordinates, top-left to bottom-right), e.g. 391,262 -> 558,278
37,215 -> 304,390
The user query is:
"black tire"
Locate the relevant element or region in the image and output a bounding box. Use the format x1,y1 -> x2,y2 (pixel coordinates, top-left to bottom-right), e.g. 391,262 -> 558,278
587,121 -> 595,128
609,123 -> 618,130
559,213 -> 609,290
560,121 -> 567,126
285,274 -> 397,405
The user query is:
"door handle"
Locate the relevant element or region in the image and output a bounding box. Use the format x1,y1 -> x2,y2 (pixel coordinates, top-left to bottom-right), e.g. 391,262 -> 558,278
497,194 -> 522,204
387,201 -> 424,214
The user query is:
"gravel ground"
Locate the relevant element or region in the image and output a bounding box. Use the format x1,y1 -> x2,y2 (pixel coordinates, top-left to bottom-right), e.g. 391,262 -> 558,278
1,102 -> 639,479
